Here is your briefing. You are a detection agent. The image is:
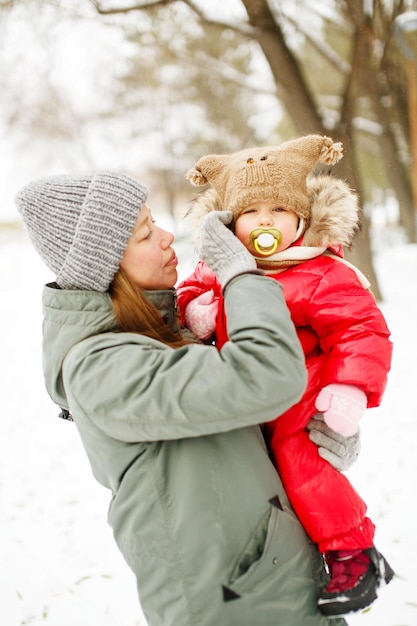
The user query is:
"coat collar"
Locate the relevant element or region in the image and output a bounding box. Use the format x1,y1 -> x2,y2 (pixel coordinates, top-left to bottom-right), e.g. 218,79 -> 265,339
144,288 -> 180,335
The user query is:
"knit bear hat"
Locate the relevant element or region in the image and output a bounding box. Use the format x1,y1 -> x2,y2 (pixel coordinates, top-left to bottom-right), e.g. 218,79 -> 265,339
186,134 -> 343,220
15,170 -> 148,291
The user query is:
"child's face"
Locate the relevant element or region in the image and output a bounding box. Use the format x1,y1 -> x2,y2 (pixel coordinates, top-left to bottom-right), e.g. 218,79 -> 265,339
234,201 -> 299,255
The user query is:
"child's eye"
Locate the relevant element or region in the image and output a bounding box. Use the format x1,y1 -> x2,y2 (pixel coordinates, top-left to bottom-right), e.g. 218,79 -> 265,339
273,207 -> 285,212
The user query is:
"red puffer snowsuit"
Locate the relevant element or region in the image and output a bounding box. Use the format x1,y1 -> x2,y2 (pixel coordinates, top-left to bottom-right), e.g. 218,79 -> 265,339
177,254 -> 392,553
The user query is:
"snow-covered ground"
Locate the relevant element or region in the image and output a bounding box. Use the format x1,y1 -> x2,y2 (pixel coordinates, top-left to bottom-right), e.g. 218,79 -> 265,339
1,227 -> 416,626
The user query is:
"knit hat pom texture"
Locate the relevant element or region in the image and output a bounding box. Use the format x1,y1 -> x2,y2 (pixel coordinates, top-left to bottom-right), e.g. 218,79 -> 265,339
186,134 -> 343,220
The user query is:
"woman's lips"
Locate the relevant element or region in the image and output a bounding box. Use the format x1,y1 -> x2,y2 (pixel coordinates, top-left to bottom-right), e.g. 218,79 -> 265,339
166,251 -> 178,267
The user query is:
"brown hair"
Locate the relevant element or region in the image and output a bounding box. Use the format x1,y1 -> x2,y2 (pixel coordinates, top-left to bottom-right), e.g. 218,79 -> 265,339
109,269 -> 189,348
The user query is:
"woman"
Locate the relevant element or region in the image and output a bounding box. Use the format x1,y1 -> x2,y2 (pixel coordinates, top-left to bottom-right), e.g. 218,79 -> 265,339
16,170 -> 355,626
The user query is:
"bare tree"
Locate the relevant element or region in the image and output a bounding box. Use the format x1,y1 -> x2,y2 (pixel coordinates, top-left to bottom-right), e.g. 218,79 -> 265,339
3,0 -> 414,297
89,0 -> 416,298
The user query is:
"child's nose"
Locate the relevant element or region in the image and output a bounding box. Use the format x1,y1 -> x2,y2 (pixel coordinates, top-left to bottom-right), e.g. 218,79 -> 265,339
259,214 -> 273,226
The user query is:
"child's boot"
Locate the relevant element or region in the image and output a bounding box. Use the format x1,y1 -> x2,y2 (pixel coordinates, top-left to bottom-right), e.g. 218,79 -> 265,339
318,546 -> 394,616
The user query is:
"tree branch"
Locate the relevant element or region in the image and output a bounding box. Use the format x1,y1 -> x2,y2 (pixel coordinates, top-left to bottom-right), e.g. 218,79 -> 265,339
90,0 -> 255,37
175,47 -> 277,96
181,0 -> 255,37
284,13 -> 351,76
90,0 -> 175,15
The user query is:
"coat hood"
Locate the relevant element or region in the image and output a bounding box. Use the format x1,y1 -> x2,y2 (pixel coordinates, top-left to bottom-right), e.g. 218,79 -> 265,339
42,285 -> 179,411
42,286 -> 118,411
185,174 -> 360,262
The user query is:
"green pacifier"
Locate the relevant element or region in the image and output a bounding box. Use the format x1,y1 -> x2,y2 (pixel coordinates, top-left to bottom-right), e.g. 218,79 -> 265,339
249,228 -> 282,256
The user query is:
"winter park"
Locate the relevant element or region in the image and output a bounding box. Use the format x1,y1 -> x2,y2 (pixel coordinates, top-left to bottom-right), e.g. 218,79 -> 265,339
1,2 -> 417,625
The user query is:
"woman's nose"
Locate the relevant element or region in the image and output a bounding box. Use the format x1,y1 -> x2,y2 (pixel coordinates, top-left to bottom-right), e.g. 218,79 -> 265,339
161,228 -> 175,247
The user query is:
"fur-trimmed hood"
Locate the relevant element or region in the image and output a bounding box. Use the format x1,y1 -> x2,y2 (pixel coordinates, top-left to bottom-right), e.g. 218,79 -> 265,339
185,174 -> 360,264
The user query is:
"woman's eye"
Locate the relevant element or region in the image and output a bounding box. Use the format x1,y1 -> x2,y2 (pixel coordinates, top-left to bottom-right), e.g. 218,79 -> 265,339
143,220 -> 156,239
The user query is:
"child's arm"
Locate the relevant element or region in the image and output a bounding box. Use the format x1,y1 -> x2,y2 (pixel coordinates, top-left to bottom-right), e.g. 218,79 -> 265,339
303,259 -> 392,409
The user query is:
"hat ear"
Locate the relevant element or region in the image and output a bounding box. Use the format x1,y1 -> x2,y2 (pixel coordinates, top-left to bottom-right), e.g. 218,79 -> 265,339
319,138 -> 343,166
186,166 -> 209,186
186,154 -> 230,188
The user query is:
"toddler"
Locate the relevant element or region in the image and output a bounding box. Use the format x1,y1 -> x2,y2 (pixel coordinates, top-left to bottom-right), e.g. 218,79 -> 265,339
177,134 -> 394,616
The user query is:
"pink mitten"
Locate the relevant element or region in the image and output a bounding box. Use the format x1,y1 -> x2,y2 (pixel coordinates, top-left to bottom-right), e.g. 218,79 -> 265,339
184,290 -> 219,340
315,383 -> 367,437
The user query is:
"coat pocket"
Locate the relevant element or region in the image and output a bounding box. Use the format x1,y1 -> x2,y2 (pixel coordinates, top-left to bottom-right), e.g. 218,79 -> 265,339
227,503 -> 280,594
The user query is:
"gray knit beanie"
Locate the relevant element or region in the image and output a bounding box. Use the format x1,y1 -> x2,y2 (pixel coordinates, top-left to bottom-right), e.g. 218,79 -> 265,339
15,170 -> 148,291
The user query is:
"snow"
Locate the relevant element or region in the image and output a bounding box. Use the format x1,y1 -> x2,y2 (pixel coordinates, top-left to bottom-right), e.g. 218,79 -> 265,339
1,228 -> 416,626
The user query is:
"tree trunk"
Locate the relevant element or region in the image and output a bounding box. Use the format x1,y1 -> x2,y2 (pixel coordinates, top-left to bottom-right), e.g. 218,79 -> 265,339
241,0 -> 382,297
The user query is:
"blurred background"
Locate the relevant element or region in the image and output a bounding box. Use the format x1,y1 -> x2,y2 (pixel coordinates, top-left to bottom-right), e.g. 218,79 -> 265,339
1,0 -> 417,298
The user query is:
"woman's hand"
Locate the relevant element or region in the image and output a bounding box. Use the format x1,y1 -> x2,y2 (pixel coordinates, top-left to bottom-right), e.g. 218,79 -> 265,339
198,211 -> 258,288
307,413 -> 361,471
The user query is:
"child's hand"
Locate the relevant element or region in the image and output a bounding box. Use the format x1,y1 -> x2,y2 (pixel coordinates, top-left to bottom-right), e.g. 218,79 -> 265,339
184,290 -> 218,340
315,383 -> 367,437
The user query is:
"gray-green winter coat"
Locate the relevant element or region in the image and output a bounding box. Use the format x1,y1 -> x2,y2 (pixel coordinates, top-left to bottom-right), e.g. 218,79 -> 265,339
42,273 -> 346,626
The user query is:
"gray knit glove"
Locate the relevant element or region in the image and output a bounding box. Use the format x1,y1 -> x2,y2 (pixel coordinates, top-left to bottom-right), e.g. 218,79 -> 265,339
198,211 -> 258,288
307,413 -> 361,471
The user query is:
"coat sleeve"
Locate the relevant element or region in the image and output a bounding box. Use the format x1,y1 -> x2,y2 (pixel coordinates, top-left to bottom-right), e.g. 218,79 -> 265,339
300,260 -> 392,407
63,274 -> 307,443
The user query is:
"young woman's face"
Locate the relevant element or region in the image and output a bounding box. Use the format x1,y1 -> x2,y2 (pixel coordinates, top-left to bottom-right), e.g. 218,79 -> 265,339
120,204 -> 178,290
235,201 -> 299,255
